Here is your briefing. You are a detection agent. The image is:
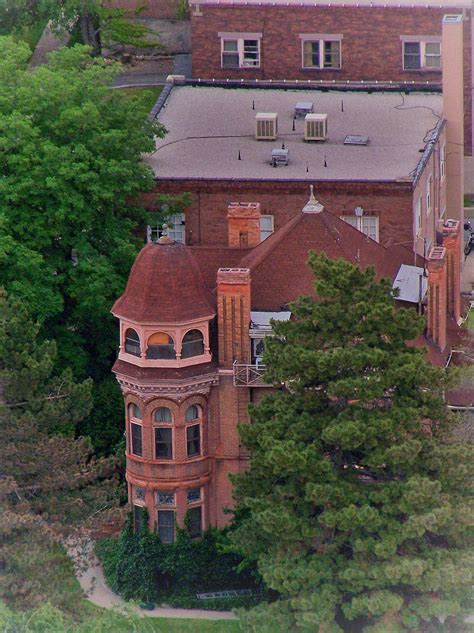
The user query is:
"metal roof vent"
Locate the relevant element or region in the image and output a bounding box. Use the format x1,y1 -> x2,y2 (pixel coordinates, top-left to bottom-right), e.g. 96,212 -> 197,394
270,148 -> 289,167
344,135 -> 369,146
442,14 -> 463,23
255,113 -> 278,141
304,113 -> 328,142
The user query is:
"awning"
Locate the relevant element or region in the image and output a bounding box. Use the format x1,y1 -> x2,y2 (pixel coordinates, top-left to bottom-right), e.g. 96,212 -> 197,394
392,264 -> 428,303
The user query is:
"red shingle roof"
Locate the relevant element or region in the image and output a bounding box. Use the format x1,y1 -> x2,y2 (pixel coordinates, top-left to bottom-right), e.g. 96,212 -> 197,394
111,242 -> 215,323
239,210 -> 412,310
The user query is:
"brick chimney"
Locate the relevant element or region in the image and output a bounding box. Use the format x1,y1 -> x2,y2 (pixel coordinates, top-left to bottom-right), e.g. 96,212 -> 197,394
442,219 -> 461,323
442,15 -> 464,250
227,202 -> 261,248
217,268 -> 251,366
426,246 -> 447,351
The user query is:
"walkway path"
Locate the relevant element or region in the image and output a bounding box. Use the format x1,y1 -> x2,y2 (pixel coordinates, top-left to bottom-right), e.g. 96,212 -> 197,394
28,22 -> 70,68
67,539 -> 238,621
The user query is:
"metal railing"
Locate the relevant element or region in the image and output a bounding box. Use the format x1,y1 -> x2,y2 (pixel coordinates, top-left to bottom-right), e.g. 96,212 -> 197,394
233,361 -> 269,387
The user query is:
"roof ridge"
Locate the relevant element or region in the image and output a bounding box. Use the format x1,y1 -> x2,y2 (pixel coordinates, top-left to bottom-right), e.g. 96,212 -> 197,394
239,213 -> 304,272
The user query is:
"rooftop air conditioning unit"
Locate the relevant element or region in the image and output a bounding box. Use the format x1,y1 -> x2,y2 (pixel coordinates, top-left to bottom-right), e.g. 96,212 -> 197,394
255,113 -> 278,141
304,113 -> 328,142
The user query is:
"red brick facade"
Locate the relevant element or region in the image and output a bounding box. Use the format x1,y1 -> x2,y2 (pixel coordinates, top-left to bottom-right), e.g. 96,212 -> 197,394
113,202 -> 462,533
148,178 -> 415,250
191,4 -> 472,154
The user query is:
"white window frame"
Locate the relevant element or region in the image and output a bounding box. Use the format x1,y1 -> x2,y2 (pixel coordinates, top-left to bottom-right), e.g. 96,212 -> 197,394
426,176 -> 432,215
219,32 -> 262,69
300,34 -> 342,70
260,215 -> 274,242
440,143 -> 446,180
415,197 -> 422,237
340,215 -> 379,242
167,213 -> 185,244
401,36 -> 441,71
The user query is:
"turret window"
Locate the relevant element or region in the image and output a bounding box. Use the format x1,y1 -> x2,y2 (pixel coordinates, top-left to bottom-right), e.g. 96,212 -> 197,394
186,424 -> 201,457
181,329 -> 205,358
187,506 -> 202,538
154,407 -> 173,423
157,510 -> 175,543
131,423 -> 143,456
155,427 -> 173,459
124,328 -> 141,356
146,332 -> 176,360
185,404 -> 200,421
129,403 -> 142,420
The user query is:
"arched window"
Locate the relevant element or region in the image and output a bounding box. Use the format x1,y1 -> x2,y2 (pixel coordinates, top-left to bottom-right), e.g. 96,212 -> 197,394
146,332 -> 176,360
128,403 -> 142,419
181,329 -> 204,359
154,407 -> 173,423
185,404 -> 200,422
124,328 -> 140,356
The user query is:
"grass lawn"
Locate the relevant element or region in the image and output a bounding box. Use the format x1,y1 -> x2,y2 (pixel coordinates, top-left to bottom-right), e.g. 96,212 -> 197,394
117,86 -> 163,117
1,536 -> 241,632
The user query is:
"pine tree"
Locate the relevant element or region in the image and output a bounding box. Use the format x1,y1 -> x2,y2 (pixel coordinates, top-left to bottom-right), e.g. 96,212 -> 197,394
0,290 -> 119,607
231,253 -> 474,632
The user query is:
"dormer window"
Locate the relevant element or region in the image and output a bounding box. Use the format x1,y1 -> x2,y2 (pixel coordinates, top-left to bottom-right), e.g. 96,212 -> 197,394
181,329 -> 204,359
124,328 -> 140,356
146,332 -> 176,360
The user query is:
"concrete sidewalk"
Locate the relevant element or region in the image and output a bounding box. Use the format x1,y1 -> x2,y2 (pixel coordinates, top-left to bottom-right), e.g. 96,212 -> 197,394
67,539 -> 238,621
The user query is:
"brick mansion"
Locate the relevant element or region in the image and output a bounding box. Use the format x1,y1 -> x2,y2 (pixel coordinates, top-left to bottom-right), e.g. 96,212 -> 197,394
110,13 -> 470,538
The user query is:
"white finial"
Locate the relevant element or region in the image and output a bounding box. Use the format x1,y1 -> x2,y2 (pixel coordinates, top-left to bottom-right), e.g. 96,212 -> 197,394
302,184 -> 324,214
158,223 -> 174,244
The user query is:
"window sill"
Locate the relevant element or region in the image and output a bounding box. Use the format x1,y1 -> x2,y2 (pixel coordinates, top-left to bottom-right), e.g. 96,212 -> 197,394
221,66 -> 261,70
301,67 -> 342,71
402,68 -> 441,73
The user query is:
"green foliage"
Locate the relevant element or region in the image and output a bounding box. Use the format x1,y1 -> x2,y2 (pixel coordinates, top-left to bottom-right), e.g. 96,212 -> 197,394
0,39 -> 167,451
39,0 -> 157,54
0,600 -> 243,632
0,536 -> 86,617
230,253 -> 474,632
176,0 -> 190,20
0,289 -> 120,607
77,376 -> 124,454
96,514 -> 262,608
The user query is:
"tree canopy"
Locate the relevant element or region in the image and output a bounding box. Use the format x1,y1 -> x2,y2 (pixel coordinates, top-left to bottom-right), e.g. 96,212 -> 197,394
231,253 -> 474,633
0,38 -> 165,452
0,0 -> 155,54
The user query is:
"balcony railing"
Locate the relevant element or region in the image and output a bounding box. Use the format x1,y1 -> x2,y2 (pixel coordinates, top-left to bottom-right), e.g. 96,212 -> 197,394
233,361 -> 270,387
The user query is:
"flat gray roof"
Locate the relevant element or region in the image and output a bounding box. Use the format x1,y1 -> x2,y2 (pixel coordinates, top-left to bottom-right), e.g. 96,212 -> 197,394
148,86 -> 442,182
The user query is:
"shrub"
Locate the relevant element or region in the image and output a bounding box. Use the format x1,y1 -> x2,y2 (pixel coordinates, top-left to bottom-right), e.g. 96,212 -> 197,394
95,513 -> 264,608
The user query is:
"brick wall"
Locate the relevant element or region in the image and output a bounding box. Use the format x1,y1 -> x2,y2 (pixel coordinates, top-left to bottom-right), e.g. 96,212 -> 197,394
191,5 -> 472,154
149,178 -> 414,250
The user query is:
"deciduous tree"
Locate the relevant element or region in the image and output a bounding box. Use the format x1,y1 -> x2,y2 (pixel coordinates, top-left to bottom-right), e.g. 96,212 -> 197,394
231,253 -> 474,632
